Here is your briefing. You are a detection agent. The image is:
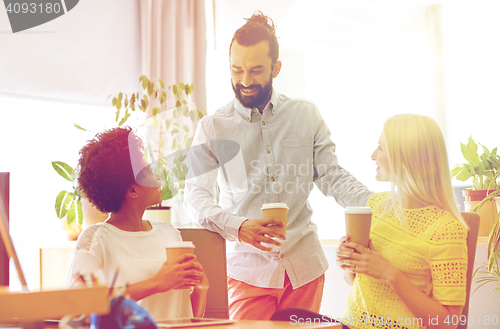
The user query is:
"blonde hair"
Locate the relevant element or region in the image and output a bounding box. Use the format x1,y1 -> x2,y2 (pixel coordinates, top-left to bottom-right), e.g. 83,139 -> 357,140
382,114 -> 467,228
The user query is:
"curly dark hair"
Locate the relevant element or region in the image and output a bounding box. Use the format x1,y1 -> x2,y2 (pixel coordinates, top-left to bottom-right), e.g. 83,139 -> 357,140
77,126 -> 143,213
230,11 -> 279,64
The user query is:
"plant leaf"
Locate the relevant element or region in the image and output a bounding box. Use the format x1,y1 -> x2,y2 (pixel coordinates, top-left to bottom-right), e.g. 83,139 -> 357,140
52,161 -> 74,181
118,110 -> 131,126
455,171 -> 471,181
159,79 -> 165,89
173,167 -> 181,178
481,144 -> 491,157
67,199 -> 82,226
462,137 -> 479,166
76,200 -> 83,225
473,176 -> 479,189
115,108 -> 120,122
74,124 -> 87,131
173,84 -> 179,99
161,185 -> 173,200
148,81 -> 154,96
140,75 -> 149,90
55,190 -> 75,219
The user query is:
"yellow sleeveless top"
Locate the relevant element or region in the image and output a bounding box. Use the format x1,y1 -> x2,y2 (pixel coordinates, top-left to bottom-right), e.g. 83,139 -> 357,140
344,192 -> 467,329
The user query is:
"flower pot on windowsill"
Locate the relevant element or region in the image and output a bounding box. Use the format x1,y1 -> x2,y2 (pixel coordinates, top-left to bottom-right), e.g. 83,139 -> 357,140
463,190 -> 499,236
143,206 -> 171,223
61,216 -> 81,241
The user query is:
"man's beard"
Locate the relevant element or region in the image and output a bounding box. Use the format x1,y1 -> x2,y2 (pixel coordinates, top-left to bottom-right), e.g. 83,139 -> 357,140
232,77 -> 273,109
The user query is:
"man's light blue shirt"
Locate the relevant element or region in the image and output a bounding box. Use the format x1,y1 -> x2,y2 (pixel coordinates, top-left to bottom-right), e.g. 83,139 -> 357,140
185,89 -> 373,289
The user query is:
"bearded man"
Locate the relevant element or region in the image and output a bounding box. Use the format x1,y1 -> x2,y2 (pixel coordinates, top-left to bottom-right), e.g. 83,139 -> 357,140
184,11 -> 372,320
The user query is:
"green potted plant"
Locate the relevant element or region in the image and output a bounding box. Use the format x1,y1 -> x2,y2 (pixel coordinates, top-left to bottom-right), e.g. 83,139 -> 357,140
53,161 -> 108,239
452,136 -> 500,236
52,161 -> 82,240
109,75 -> 206,223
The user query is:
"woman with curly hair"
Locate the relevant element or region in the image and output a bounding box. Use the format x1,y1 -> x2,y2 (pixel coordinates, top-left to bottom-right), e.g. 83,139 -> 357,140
337,114 -> 468,329
66,126 -> 208,319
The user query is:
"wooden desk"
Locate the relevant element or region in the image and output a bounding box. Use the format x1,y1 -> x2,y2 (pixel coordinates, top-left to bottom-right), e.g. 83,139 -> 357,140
37,319 -> 340,329
191,320 -> 341,328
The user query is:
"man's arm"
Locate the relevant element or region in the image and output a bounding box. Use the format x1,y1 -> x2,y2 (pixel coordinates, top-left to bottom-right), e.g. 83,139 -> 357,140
184,121 -> 247,241
184,120 -> 286,250
312,109 -> 373,207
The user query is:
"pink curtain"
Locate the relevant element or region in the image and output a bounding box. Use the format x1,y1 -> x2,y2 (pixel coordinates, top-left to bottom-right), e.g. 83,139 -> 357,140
140,0 -> 207,112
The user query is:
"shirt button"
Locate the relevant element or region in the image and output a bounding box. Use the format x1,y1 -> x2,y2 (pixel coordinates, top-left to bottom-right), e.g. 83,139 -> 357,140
280,254 -> 284,259
270,177 -> 275,181
262,121 -> 266,125
266,149 -> 270,154
247,117 -> 250,120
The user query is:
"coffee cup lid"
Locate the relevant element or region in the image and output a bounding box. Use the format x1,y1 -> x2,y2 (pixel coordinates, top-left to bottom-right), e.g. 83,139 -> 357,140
166,241 -> 195,248
261,203 -> 289,210
344,207 -> 372,214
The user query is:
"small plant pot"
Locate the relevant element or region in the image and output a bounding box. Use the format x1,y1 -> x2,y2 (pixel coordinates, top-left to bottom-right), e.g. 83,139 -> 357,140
464,200 -> 498,236
463,189 -> 497,202
143,206 -> 171,223
61,216 -> 81,241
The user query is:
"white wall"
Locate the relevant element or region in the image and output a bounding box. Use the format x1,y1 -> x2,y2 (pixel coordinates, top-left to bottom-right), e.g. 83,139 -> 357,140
0,0 -> 141,103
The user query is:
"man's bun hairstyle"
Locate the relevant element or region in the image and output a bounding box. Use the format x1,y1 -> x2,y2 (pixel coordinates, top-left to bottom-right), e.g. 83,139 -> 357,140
230,11 -> 279,64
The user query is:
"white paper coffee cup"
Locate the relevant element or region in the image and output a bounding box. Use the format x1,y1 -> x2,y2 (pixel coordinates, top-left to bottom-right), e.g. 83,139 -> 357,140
261,203 -> 288,236
345,207 -> 372,248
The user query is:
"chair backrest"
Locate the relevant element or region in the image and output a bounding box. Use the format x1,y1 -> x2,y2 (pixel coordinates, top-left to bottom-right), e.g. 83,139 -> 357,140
457,212 -> 480,329
179,228 -> 228,319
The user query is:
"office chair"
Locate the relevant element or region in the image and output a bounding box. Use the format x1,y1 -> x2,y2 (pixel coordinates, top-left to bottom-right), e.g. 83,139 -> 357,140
458,212 -> 480,329
179,228 -> 229,319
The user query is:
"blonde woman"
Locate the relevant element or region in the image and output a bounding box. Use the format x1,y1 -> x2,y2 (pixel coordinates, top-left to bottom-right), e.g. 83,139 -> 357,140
337,114 -> 468,329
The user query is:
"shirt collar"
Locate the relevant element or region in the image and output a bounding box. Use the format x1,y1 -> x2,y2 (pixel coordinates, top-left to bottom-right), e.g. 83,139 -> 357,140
234,89 -> 280,121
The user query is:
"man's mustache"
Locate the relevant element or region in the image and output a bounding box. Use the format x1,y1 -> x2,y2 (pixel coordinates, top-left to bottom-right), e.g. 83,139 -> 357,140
236,84 -> 262,93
